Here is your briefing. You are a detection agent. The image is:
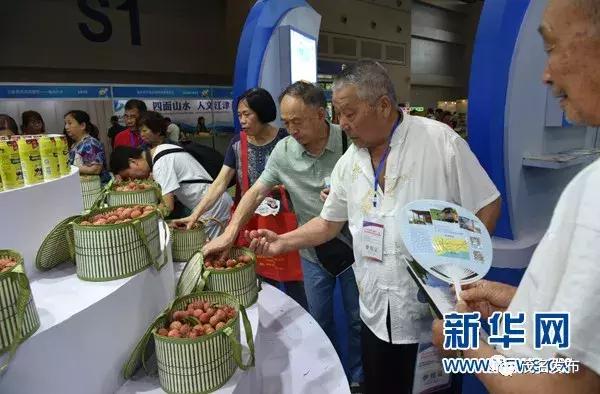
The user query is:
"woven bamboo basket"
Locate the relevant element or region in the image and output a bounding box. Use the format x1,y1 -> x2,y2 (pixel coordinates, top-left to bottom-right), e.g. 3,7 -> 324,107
80,175 -> 102,211
35,215 -> 79,271
0,250 -> 40,372
70,205 -> 166,281
123,291 -> 254,394
169,218 -> 225,262
106,180 -> 161,207
176,248 -> 259,307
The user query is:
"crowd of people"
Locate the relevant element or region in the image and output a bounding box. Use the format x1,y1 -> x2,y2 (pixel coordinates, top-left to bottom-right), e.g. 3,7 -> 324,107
0,111 -> 46,136
0,109 -> 110,184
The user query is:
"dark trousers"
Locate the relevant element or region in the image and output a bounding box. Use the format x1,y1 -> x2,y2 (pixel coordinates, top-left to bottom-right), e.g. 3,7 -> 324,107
361,322 -> 418,394
361,306 -> 462,394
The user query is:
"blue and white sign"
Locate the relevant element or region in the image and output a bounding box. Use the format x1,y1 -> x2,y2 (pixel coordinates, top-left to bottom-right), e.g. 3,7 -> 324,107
211,87 -> 234,99
113,98 -> 234,133
111,85 -> 211,99
0,85 -> 111,99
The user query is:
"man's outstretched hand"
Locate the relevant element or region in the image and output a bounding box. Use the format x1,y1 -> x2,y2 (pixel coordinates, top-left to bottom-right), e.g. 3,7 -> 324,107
245,229 -> 287,256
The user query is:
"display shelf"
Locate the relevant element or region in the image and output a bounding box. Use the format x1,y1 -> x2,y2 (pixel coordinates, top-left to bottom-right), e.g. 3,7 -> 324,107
0,225 -> 174,394
0,166 -> 83,279
522,150 -> 600,169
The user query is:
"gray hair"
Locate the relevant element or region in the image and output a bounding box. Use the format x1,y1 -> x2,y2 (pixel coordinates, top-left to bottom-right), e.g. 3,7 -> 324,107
332,60 -> 397,106
278,81 -> 327,109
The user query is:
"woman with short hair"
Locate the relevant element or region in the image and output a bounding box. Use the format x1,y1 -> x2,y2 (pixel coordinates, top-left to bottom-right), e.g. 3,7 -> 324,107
64,110 -> 110,184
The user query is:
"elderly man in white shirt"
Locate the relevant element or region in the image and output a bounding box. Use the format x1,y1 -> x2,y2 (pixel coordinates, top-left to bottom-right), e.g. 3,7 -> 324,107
246,60 -> 501,393
429,1 -> 600,393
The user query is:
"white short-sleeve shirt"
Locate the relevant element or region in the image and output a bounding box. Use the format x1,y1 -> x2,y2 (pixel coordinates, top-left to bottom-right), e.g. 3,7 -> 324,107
502,158 -> 600,375
321,114 -> 500,344
167,123 -> 180,143
151,144 -> 232,237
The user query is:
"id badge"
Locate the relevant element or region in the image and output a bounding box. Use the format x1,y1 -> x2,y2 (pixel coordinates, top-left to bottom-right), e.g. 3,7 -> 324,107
362,214 -> 384,262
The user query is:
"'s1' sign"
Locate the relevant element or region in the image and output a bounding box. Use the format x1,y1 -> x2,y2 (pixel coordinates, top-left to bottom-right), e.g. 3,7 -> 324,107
78,0 -> 141,46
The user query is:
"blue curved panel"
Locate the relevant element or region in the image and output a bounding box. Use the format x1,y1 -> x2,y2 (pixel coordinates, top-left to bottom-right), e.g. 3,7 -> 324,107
232,0 -> 308,132
468,0 -> 530,239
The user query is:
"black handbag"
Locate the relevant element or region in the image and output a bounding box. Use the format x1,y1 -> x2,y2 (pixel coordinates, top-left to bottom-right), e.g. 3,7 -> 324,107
315,227 -> 355,277
314,127 -> 354,277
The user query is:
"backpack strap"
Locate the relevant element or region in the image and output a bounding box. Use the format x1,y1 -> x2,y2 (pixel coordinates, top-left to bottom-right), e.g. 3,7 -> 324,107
151,148 -> 185,167
151,147 -> 212,184
180,179 -> 213,184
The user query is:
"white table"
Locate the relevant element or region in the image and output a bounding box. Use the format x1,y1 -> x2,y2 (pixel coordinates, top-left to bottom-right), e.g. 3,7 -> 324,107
254,284 -> 350,394
0,166 -> 83,279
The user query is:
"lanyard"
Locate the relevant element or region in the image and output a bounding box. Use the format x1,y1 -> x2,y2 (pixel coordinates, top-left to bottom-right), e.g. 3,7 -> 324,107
372,114 -> 402,208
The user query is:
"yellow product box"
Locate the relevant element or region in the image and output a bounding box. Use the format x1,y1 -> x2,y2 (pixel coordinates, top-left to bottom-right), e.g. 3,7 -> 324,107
39,136 -> 60,180
50,134 -> 70,176
0,139 -> 24,190
17,136 -> 44,185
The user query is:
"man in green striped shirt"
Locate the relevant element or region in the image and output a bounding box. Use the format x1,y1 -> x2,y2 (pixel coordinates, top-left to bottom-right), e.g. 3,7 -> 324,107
204,81 -> 363,389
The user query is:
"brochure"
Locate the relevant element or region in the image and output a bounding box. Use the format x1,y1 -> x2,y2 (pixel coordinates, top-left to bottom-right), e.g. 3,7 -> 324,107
405,257 -> 455,319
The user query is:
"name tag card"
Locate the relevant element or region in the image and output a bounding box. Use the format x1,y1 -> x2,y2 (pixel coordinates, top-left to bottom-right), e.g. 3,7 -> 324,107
362,215 -> 384,262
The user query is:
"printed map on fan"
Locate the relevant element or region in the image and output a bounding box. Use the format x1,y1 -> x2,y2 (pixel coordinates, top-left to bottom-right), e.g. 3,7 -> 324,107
400,200 -> 492,286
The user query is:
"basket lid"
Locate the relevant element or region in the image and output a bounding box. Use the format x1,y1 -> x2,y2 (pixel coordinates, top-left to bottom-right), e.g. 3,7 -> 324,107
175,251 -> 206,297
122,311 -> 168,380
35,215 -> 80,270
